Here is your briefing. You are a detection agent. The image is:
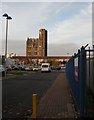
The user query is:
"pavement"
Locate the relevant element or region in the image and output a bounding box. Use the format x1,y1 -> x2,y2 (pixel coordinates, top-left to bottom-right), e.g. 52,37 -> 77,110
36,73 -> 79,119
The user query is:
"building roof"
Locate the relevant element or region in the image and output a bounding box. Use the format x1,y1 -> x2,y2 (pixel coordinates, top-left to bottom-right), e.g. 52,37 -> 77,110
11,55 -> 72,60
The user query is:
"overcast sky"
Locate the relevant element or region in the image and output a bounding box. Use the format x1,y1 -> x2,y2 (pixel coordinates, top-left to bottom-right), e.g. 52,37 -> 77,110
1,0 -> 93,56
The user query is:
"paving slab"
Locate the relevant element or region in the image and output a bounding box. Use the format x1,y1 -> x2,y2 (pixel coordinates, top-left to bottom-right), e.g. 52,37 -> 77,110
37,73 -> 78,118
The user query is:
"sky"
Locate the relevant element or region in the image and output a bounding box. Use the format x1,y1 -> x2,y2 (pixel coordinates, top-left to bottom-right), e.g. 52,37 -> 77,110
1,0 -> 93,56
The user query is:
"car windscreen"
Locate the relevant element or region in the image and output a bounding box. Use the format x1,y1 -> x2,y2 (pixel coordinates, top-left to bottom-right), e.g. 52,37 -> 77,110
42,65 -> 49,68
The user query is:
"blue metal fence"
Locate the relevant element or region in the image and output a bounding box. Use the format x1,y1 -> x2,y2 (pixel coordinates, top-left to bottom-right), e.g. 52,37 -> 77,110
66,46 -> 87,117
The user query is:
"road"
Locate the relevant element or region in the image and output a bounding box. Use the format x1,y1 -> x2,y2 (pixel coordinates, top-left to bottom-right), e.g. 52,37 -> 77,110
2,70 -> 63,118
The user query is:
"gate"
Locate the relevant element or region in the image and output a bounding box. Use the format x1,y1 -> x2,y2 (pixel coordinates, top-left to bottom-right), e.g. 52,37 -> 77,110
66,45 -> 94,117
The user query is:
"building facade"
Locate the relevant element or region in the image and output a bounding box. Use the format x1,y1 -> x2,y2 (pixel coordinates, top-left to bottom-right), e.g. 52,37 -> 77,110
11,55 -> 72,66
26,29 -> 47,57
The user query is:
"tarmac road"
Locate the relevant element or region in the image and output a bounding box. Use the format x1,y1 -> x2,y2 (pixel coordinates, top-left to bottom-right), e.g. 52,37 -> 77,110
2,71 -> 62,119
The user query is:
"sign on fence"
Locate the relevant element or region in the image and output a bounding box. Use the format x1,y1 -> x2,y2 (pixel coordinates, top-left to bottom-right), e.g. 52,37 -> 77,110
74,57 -> 78,81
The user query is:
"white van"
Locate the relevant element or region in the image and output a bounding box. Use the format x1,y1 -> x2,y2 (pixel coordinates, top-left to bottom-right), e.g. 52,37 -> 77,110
41,63 -> 51,72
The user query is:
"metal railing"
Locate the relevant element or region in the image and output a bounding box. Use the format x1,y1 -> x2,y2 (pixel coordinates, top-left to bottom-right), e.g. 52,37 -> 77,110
66,45 -> 94,117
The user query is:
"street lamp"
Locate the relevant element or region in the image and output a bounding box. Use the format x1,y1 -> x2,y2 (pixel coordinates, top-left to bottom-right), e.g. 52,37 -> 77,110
3,13 -> 12,58
3,13 -> 12,76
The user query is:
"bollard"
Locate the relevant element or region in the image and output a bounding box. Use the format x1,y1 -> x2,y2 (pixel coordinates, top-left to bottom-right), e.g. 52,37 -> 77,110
32,93 -> 37,119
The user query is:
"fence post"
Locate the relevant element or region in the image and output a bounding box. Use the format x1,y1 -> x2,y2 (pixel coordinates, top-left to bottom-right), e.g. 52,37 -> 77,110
77,49 -> 80,109
88,47 -> 90,88
79,46 -> 86,117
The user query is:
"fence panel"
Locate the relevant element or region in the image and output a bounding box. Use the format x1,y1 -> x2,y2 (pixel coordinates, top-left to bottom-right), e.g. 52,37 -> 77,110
66,46 -> 94,117
66,46 -> 86,117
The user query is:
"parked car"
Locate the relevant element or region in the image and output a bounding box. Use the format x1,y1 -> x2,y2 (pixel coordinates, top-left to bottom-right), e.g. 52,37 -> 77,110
18,65 -> 25,70
41,63 -> 51,72
25,66 -> 31,71
32,66 -> 39,71
6,66 -> 12,71
51,66 -> 56,70
0,65 -> 6,77
56,66 -> 61,70
51,66 -> 61,70
11,65 -> 19,70
61,66 -> 66,70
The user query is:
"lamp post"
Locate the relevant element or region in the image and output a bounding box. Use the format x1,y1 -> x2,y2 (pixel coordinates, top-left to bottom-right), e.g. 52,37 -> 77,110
3,13 -> 12,76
